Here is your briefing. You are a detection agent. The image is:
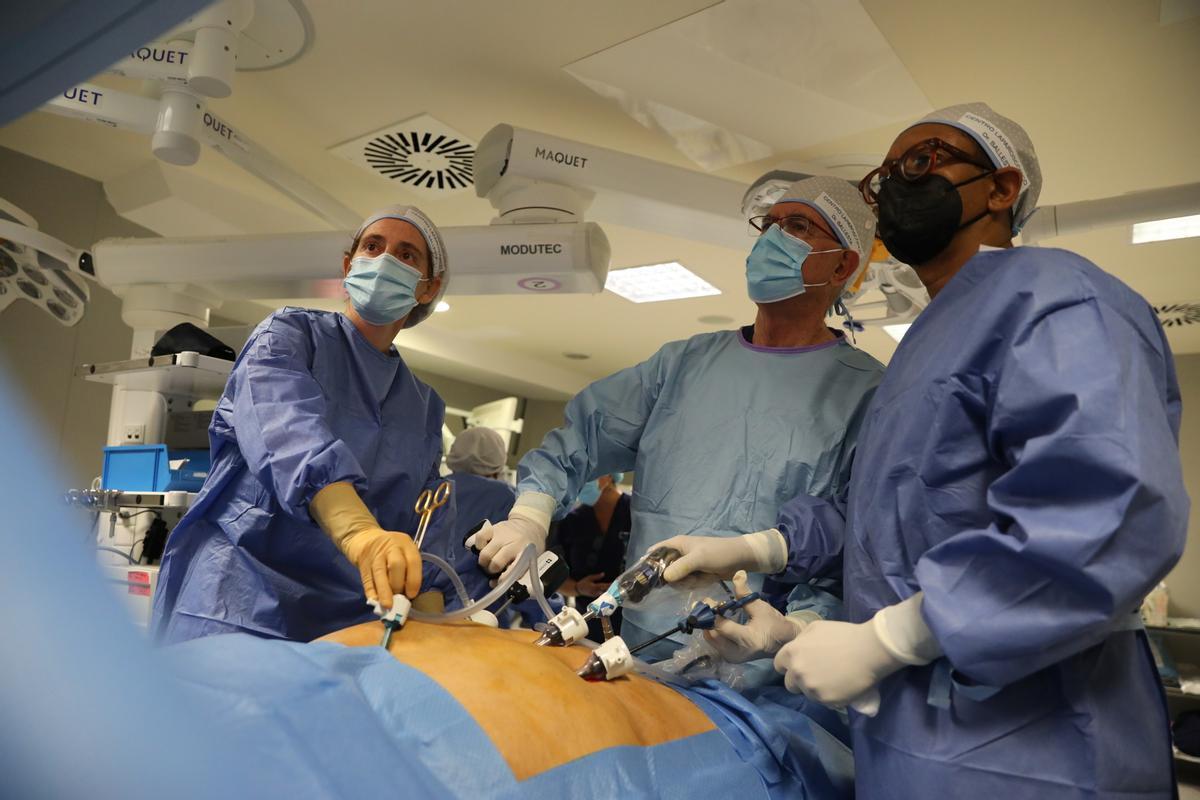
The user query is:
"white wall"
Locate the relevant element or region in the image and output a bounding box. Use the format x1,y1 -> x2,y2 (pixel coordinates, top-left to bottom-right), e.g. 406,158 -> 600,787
411,367 -> 566,467
0,147 -> 154,489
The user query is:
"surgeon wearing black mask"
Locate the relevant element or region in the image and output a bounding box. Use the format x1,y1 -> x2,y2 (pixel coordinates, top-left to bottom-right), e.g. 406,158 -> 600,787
860,126 -> 1024,298
757,103 -> 1186,799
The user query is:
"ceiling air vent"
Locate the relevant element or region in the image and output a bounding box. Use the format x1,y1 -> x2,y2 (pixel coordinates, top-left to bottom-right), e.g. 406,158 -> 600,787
330,114 -> 475,196
1154,302 -> 1200,327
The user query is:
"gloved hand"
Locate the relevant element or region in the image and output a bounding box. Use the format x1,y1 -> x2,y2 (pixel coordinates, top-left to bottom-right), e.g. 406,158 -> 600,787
659,529 -> 788,585
473,492 -> 553,574
773,592 -> 942,715
704,571 -> 806,663
310,482 -> 422,608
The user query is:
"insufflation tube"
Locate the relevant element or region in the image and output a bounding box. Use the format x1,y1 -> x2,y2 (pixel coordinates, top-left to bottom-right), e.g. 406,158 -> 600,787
410,544 -> 555,623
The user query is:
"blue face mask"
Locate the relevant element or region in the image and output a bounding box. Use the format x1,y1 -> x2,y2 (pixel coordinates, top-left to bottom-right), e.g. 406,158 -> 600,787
577,481 -> 602,506
344,253 -> 427,325
745,225 -> 842,304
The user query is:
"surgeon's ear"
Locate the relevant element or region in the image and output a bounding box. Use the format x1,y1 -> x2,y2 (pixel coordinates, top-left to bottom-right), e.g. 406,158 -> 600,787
988,167 -> 1023,214
418,275 -> 443,304
342,253 -> 352,278
832,250 -> 859,285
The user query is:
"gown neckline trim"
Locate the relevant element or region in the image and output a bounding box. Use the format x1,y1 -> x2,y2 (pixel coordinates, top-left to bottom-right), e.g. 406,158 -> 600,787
737,325 -> 845,354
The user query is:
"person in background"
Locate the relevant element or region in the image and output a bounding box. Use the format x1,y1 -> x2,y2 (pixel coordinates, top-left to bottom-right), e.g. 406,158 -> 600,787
447,426 -> 516,532
445,426 -> 517,604
550,472 -> 631,642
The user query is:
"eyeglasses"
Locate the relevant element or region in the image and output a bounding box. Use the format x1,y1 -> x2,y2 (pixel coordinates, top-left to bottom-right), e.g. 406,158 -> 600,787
748,213 -> 838,241
858,138 -> 994,205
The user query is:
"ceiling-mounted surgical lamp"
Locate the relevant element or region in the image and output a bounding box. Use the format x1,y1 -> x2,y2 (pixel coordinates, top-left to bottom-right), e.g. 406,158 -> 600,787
0,199 -> 93,327
39,0 -> 326,212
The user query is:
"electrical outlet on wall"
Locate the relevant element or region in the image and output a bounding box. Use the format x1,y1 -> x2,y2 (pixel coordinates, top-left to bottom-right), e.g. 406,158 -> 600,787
123,425 -> 145,444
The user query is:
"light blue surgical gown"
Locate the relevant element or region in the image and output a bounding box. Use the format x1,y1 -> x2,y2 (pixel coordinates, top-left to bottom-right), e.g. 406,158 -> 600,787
153,309 -> 457,644
517,327 -> 883,644
777,247 -> 1189,798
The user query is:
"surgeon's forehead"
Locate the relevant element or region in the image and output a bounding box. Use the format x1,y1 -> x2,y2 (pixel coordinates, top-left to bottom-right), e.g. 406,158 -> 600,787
360,217 -> 428,255
766,201 -> 826,224
885,122 -> 985,162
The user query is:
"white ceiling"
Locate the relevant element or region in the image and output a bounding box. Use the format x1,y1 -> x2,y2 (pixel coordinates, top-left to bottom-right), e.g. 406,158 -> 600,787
2,0 -> 1199,398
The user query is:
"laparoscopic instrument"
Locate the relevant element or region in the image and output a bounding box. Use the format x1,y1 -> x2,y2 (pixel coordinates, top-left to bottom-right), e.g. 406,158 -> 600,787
535,546 -> 681,647
575,592 -> 762,681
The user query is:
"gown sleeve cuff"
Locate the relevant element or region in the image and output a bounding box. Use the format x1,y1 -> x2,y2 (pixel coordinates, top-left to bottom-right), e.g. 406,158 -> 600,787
872,592 -> 943,666
745,528 -> 788,575
511,491 -> 556,531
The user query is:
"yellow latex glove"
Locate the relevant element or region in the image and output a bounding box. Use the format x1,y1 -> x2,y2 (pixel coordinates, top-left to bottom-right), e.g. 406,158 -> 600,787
310,482 -> 421,608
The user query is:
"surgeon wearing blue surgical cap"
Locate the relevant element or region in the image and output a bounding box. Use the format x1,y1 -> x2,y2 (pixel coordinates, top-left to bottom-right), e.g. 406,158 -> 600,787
666,103 -> 1189,799
472,175 -> 885,658
153,205 -> 458,643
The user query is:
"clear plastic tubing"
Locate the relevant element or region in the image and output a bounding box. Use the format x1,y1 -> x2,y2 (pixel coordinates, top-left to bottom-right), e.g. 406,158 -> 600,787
418,551 -> 472,608
410,544 -> 537,623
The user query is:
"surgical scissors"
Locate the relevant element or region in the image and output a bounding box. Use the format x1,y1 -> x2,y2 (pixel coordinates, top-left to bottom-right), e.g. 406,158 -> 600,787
413,481 -> 451,548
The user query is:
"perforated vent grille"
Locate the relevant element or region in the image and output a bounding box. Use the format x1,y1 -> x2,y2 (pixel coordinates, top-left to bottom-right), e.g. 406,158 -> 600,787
1154,303 -> 1200,327
362,131 -> 474,190
330,115 -> 476,196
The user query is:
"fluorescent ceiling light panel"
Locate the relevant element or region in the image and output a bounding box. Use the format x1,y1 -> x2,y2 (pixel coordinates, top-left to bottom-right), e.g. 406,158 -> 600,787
884,323 -> 911,342
1131,214 -> 1200,244
605,262 -> 721,303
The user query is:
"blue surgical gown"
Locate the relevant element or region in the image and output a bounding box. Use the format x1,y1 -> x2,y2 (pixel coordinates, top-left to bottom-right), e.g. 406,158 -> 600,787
153,309 -> 457,644
517,326 -> 883,642
777,247 -> 1189,798
449,470 -> 517,603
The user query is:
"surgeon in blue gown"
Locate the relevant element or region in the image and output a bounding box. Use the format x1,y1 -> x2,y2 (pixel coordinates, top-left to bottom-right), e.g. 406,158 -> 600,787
444,426 -> 517,603
666,103 -> 1190,798
471,176 -> 885,656
447,426 -> 516,534
154,205 -> 460,644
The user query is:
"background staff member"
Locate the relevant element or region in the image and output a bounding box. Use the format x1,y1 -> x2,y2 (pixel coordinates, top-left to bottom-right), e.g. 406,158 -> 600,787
551,473 -> 631,641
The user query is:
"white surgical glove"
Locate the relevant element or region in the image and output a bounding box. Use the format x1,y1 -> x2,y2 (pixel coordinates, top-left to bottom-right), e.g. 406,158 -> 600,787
474,491 -> 554,574
704,571 -> 806,663
772,592 -> 942,715
659,530 -> 788,585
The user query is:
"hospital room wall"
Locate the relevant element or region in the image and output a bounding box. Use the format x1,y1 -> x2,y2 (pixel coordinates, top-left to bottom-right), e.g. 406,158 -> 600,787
1168,353 -> 1200,620
408,367 -> 566,467
0,147 -> 149,490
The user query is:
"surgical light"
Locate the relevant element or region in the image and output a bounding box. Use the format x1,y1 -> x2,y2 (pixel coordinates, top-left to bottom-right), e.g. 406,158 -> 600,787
604,262 -> 720,304
884,323 -> 911,342
1131,214 -> 1200,244
435,301 -> 450,313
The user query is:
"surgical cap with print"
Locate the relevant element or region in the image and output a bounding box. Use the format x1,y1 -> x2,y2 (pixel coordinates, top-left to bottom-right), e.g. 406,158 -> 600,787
906,102 -> 1042,234
775,175 -> 877,295
353,204 -> 448,328
446,426 -> 508,476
